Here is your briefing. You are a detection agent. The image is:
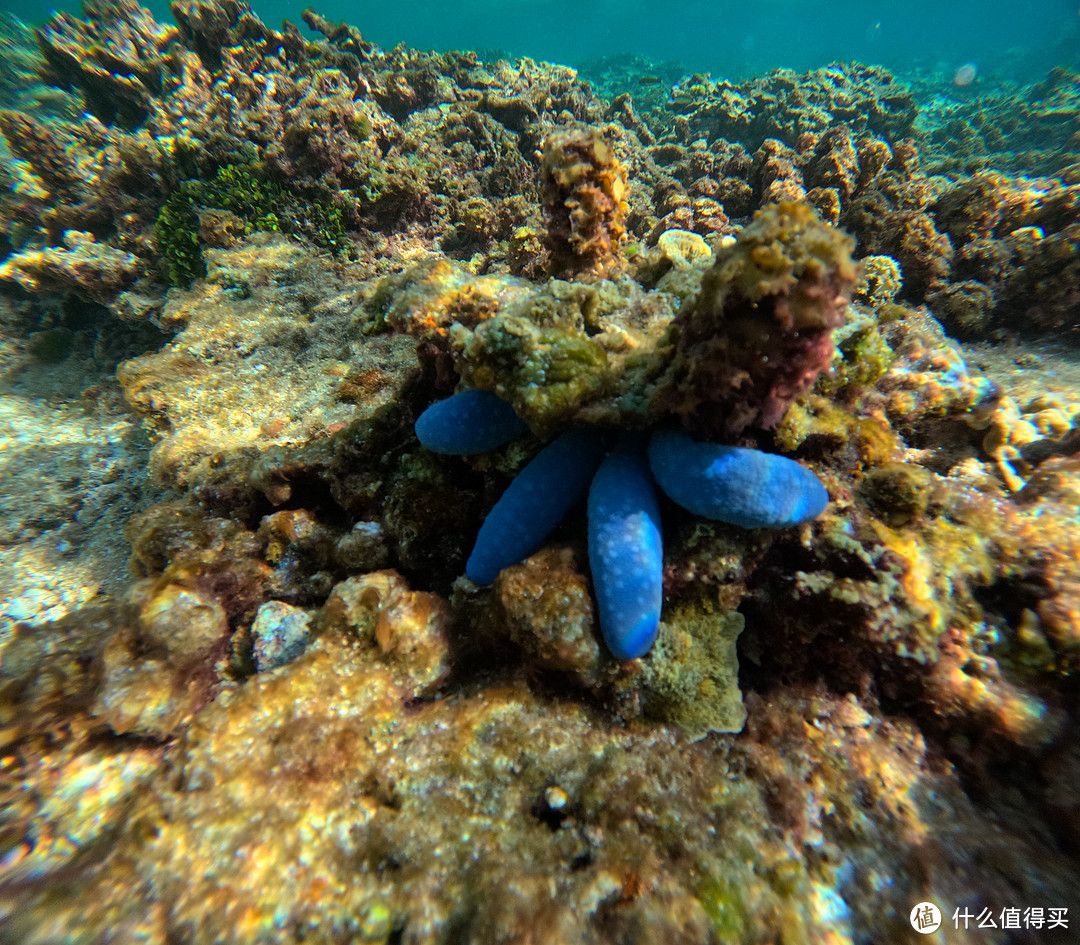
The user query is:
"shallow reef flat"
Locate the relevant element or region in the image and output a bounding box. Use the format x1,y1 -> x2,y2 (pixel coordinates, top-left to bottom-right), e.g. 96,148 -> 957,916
0,2 -> 1079,943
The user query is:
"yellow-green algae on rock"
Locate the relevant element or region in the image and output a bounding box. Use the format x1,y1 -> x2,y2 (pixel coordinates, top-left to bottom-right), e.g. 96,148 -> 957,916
6,585 -> 1077,944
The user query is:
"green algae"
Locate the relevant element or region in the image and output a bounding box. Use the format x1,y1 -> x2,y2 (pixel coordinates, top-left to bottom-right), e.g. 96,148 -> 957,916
456,313 -> 610,434
818,313 -> 896,400
697,873 -> 749,939
859,461 -> 934,526
774,395 -> 901,468
642,591 -> 746,740
155,163 -> 352,287
156,188 -> 206,286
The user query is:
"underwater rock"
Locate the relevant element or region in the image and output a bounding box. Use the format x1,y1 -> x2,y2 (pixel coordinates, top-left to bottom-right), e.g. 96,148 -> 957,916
919,66 -> 1080,177
123,500 -> 272,625
250,600 -> 313,671
91,630 -> 201,737
926,279 -> 996,338
651,201 -> 857,437
489,546 -> 605,681
333,520 -> 392,572
321,570 -> 451,697
36,0 -> 180,128
136,582 -> 229,664
857,461 -> 934,527
453,308 -> 613,434
670,63 -> 917,152
995,222 -> 1080,335
0,229 -> 140,303
642,595 -> 747,740
117,237 -> 414,499
853,254 -> 903,306
844,174 -> 954,300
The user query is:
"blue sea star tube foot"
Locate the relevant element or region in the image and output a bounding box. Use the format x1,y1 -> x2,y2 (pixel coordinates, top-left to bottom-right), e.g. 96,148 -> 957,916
415,389 -> 528,455
466,430 -> 610,585
648,430 -> 829,529
588,439 -> 663,660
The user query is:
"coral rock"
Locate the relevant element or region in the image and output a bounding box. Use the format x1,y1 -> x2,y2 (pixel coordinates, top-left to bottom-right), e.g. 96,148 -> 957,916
0,230 -> 140,303
656,228 -> 712,272
642,594 -> 747,739
541,127 -> 628,278
322,570 -> 451,697
491,546 -> 604,680
137,582 -> 228,663
652,201 -> 857,437
36,0 -> 180,127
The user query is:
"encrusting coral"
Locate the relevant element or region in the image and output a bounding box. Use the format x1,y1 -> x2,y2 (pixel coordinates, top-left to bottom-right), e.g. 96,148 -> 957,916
652,200 -> 858,438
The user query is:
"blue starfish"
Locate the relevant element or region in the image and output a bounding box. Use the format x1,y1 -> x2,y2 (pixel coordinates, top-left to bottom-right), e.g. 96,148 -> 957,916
416,390 -> 829,660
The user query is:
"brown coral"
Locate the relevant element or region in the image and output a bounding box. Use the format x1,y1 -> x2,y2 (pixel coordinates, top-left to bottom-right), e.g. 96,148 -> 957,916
541,126 -> 628,278
652,201 -> 858,437
36,0 -> 181,128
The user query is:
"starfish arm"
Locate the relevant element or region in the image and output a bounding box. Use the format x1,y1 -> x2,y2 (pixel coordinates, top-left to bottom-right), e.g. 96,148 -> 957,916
648,430 -> 829,529
588,437 -> 663,660
415,389 -> 528,454
466,430 -> 609,584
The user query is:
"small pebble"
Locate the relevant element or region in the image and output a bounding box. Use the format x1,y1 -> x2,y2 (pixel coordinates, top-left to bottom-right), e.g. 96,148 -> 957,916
251,600 -> 314,671
3,588 -> 60,621
544,786 -> 568,810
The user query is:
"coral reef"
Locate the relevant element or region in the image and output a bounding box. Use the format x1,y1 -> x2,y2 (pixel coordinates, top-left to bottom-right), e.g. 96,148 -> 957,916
0,229 -> 140,302
115,235 -> 415,497
917,67 -> 1080,177
669,63 -> 918,152
1,1 -> 1079,942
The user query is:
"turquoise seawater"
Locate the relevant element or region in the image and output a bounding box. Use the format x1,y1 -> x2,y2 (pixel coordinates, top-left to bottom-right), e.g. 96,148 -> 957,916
6,0 -> 1080,79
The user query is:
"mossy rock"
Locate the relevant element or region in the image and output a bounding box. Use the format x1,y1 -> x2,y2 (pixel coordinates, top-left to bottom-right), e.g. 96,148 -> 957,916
155,162 -> 353,287
642,591 -> 746,740
457,313 -> 610,434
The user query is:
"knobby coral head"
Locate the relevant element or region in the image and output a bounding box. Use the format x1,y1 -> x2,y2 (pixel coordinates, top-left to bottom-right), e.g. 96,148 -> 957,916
653,200 -> 857,439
